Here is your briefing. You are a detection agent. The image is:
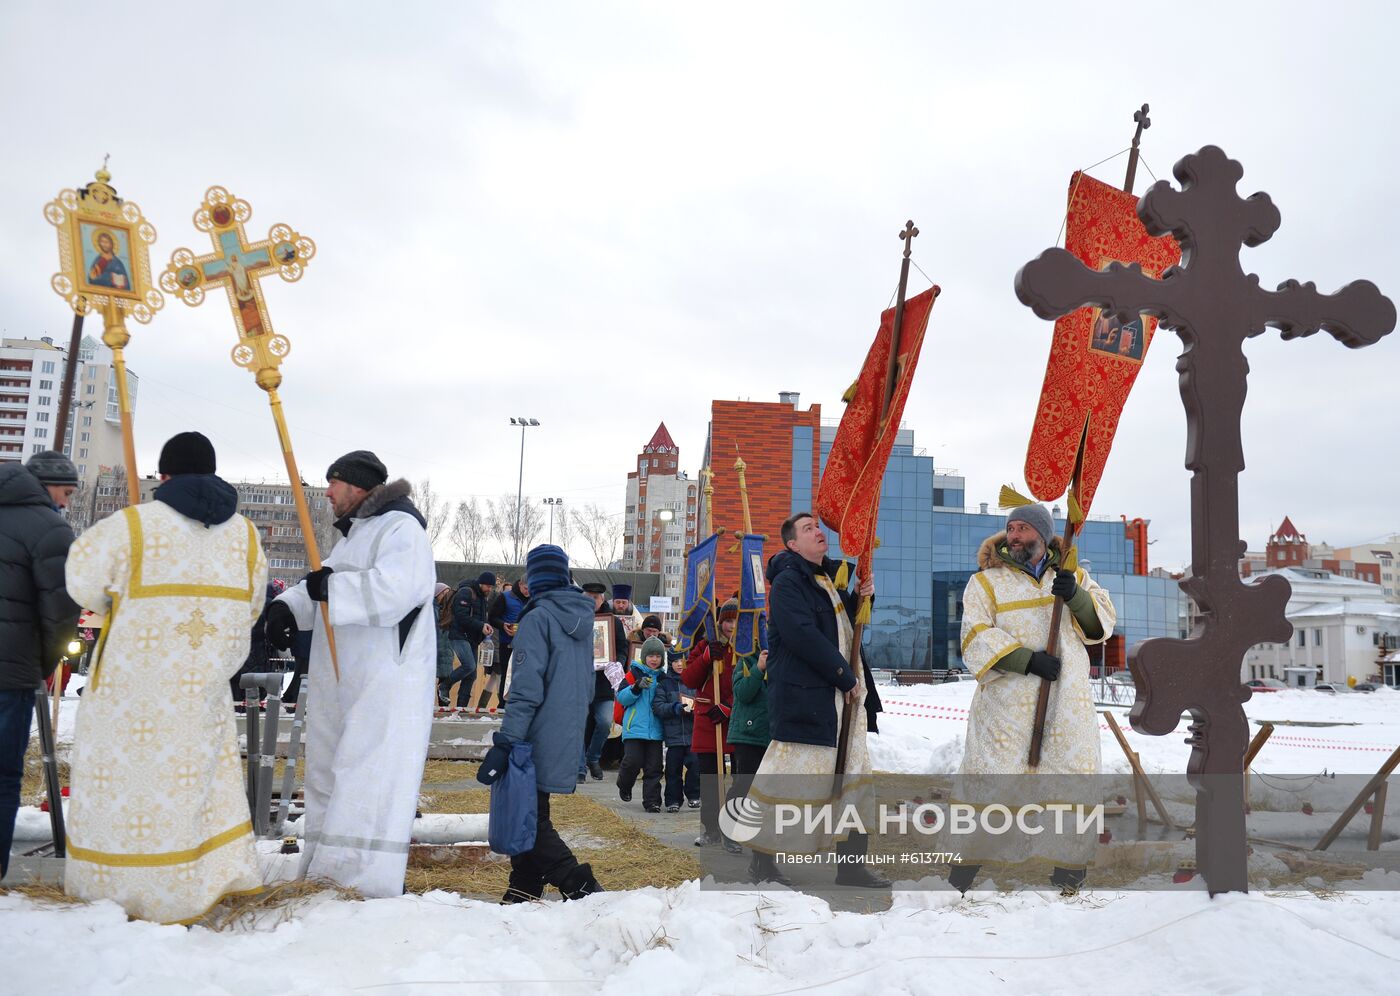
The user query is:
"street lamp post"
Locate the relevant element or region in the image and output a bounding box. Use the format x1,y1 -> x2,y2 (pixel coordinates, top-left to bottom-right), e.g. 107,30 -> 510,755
543,497 -> 564,544
510,417 -> 540,564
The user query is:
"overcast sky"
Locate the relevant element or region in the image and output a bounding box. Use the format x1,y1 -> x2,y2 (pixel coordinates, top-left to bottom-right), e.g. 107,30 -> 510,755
3,1 -> 1397,571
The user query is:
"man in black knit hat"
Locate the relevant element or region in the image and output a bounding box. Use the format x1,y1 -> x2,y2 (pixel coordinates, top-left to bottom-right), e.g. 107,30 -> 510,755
0,450 -> 80,880
266,449 -> 436,897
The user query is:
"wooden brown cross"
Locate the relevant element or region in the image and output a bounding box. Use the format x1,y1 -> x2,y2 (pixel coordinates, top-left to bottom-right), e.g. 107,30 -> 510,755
1015,145 -> 1395,894
900,219 -> 919,259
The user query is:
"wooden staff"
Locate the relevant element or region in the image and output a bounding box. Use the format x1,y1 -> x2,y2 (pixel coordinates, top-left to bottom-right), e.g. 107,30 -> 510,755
1027,417 -> 1089,767
265,385 -> 339,680
101,300 -> 141,505
833,220 -> 918,793
700,465 -> 726,797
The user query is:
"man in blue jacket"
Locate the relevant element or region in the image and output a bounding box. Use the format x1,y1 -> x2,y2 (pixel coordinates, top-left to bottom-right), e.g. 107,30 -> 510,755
477,545 -> 604,903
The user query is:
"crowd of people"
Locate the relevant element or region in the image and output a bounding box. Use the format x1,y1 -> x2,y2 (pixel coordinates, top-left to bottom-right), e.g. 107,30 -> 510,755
0,432 -> 1116,920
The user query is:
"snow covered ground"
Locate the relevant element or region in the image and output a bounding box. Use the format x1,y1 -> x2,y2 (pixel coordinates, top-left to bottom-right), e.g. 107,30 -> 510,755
5,677 -> 1399,994
4,878 -> 1400,994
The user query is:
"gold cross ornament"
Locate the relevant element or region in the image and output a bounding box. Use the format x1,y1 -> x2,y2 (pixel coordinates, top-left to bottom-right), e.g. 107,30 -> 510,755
176,607 -> 218,650
160,186 -> 315,391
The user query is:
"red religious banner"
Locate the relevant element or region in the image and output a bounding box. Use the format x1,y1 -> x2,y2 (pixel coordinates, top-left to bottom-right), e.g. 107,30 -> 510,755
1024,172 -> 1181,513
817,286 -> 938,575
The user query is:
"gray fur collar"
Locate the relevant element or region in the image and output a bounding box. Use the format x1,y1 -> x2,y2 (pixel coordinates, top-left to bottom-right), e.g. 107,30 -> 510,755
354,478 -> 412,518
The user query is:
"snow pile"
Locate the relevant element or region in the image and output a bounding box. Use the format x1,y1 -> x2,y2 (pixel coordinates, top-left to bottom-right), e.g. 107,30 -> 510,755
3,879 -> 1399,994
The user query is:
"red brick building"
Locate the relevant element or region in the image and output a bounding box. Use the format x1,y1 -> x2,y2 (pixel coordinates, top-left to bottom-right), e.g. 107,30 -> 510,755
702,394 -> 821,599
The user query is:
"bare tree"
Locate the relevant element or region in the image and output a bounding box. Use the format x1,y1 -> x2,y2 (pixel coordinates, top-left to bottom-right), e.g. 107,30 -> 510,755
450,497 -> 488,562
414,478 -> 451,549
551,500 -> 576,555
571,502 -> 624,568
488,493 -> 545,564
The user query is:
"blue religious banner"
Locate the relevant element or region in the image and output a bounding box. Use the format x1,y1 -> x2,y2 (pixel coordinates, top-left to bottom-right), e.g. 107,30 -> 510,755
676,532 -> 720,652
734,533 -> 768,655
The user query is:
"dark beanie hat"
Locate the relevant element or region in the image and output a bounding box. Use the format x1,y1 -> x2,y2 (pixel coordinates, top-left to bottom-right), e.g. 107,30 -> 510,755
526,543 -> 571,597
327,450 -> 387,491
641,614 -> 662,631
581,581 -> 608,595
158,431 -> 216,476
26,450 -> 79,487
475,571 -> 497,587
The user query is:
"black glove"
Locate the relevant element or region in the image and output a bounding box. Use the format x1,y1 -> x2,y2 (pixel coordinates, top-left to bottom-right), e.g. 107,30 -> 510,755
1027,651 -> 1062,682
1050,569 -> 1078,602
476,732 -> 514,785
305,567 -> 334,602
266,600 -> 296,652
705,704 -> 730,725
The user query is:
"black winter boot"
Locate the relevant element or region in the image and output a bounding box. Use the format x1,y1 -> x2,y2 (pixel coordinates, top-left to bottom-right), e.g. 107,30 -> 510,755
947,863 -> 981,895
748,852 -> 793,887
501,871 -> 545,904
559,863 -> 605,900
1050,866 -> 1087,896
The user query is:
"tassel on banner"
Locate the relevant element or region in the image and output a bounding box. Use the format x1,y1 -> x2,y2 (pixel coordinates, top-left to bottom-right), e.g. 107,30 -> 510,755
999,484 -> 1034,509
833,559 -> 850,591
856,597 -> 872,626
1061,546 -> 1080,573
1068,489 -> 1085,526
841,379 -> 859,404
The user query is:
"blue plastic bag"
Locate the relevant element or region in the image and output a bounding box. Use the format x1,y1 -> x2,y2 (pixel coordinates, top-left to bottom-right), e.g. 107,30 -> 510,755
488,741 -> 538,856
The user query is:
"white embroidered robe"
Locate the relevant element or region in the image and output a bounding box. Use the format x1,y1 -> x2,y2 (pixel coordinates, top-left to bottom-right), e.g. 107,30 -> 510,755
63,503 -> 267,923
954,554 -> 1115,868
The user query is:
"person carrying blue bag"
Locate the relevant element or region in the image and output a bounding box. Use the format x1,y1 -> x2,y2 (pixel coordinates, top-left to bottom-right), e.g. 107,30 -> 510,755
476,544 -> 605,903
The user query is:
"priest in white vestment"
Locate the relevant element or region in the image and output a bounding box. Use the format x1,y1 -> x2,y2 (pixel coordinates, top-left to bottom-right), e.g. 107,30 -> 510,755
64,432 -> 267,923
267,451 -> 435,898
950,503 -> 1115,894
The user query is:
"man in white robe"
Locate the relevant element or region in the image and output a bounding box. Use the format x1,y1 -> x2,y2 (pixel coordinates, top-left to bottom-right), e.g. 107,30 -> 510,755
267,450 -> 434,897
950,502 -> 1115,894
64,432 -> 267,923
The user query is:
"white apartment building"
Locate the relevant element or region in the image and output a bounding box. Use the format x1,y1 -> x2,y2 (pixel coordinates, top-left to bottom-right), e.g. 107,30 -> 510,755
1241,566 -> 1400,686
0,335 -> 134,493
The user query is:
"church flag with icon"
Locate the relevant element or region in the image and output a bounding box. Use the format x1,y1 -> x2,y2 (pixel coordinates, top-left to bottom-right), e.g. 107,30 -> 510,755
1022,171 -> 1181,515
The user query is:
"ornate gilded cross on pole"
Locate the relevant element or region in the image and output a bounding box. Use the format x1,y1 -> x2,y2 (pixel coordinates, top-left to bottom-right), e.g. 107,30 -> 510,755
161,187 -> 340,680
1016,145 -> 1395,894
44,165 -> 165,504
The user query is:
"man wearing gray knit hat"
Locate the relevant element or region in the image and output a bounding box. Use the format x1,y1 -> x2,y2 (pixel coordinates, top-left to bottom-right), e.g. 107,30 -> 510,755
949,501 -> 1117,896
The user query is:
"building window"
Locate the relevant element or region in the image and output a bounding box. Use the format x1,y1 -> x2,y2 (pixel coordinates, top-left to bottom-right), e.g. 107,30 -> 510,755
1297,630 -> 1305,648
38,379 -> 52,390
1313,629 -> 1321,646
79,448 -> 88,458
39,396 -> 50,406
82,416 -> 91,427
35,411 -> 49,422
85,384 -> 95,395
34,428 -> 47,438
41,361 -> 55,373
31,444 -> 42,454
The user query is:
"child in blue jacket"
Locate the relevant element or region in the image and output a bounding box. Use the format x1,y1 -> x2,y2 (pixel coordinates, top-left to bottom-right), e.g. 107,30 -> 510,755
615,636 -> 667,812
653,647 -> 701,812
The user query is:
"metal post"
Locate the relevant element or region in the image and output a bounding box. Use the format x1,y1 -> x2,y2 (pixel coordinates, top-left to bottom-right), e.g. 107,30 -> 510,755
509,417 -> 539,564
33,688 -> 65,858
514,423 -> 526,562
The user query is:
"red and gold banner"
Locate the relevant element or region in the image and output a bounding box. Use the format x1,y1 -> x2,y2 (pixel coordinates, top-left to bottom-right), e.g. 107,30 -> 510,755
817,286 -> 938,576
1024,172 -> 1181,513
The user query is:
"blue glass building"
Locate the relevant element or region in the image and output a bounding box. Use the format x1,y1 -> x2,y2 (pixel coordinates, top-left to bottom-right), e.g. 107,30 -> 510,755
812,423 -> 1184,670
